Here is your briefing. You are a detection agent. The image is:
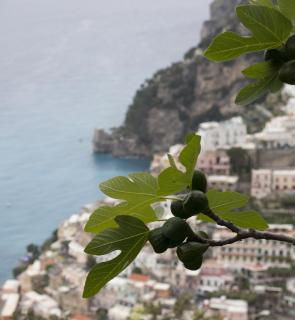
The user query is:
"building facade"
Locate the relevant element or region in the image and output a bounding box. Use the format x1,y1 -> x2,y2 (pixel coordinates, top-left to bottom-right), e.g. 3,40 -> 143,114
208,175 -> 239,191
197,149 -> 231,175
198,117 -> 247,151
254,115 -> 295,150
212,225 -> 295,270
251,169 -> 295,198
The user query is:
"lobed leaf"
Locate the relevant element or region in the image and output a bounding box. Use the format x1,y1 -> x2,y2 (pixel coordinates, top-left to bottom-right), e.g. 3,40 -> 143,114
179,134 -> 201,185
219,210 -> 268,231
100,172 -> 158,203
278,0 -> 295,20
83,216 -> 149,298
242,61 -> 278,79
198,190 -> 268,231
235,74 -> 278,106
167,153 -> 178,169
84,202 -> 157,233
249,0 -> 275,8
204,5 -> 292,61
157,167 -> 188,196
207,190 -> 249,213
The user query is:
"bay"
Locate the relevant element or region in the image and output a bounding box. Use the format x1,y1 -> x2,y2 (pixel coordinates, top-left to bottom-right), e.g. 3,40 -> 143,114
0,0 -> 211,283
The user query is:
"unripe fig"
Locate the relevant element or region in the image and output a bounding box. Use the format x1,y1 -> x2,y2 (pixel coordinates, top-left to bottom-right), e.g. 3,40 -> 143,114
162,217 -> 190,242
183,257 -> 203,271
167,237 -> 185,249
264,49 -> 284,65
148,228 -> 169,254
192,170 -> 208,193
285,35 -> 295,60
177,242 -> 209,262
196,231 -> 209,239
279,61 -> 295,85
183,191 -> 209,217
170,200 -> 186,219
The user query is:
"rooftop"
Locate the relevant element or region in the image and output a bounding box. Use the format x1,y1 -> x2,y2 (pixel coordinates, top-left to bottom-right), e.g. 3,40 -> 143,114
128,273 -> 150,283
0,293 -> 20,317
2,279 -> 20,293
208,175 -> 238,183
206,296 -> 248,313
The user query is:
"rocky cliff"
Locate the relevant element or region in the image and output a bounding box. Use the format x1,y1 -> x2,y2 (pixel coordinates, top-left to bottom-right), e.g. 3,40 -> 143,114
93,0 -> 282,157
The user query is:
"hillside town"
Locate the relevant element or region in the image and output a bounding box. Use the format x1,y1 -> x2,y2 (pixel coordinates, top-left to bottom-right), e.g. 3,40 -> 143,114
2,88 -> 295,320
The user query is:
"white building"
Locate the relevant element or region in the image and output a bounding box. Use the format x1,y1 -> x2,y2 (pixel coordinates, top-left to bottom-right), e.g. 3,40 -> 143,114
283,85 -> 295,115
203,296 -> 248,320
198,260 -> 234,294
198,117 -> 247,151
19,291 -> 62,319
251,169 -> 295,198
212,225 -> 295,270
208,175 -> 239,191
0,293 -> 20,320
1,280 -> 20,294
254,114 -> 295,149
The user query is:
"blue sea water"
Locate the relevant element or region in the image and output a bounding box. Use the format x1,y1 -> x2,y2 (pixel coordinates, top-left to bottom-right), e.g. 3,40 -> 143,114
0,0 -> 211,283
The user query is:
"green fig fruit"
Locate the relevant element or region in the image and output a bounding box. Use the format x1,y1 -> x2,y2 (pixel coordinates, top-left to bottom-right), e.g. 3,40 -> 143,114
148,228 -> 169,254
279,61 -> 295,85
285,35 -> 295,60
183,191 -> 209,217
170,200 -> 186,219
196,231 -> 209,239
176,242 -> 209,262
167,237 -> 185,249
192,170 -> 208,193
183,257 -> 203,271
264,49 -> 284,65
162,217 -> 190,242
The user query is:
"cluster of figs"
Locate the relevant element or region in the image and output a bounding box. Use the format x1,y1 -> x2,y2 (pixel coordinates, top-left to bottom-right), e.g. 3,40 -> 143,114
266,35 -> 295,85
148,170 -> 210,271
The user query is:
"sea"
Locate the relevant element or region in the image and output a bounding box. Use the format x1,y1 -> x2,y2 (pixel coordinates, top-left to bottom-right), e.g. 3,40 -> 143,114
0,0 -> 211,284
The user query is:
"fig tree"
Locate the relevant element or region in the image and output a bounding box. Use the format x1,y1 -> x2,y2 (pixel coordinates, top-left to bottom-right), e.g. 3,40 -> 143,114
285,35 -> 295,60
192,170 -> 207,193
148,228 -> 169,254
279,61 -> 295,85
183,191 -> 209,217
162,217 -> 190,242
170,200 -> 186,219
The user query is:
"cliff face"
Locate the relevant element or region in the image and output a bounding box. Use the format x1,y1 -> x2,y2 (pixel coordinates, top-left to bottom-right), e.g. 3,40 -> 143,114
93,0 -> 280,157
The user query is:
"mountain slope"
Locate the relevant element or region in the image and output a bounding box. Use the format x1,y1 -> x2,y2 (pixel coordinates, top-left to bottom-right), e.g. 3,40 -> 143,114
93,0 -> 281,157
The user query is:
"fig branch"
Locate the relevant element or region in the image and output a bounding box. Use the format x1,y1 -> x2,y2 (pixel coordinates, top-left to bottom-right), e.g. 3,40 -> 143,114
197,209 -> 295,247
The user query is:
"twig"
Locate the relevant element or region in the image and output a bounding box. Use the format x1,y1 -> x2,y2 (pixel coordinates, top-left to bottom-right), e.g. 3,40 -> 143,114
198,208 -> 295,247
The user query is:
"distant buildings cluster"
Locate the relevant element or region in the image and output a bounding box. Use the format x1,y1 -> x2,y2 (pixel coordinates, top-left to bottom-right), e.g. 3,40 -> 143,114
2,88 -> 295,319
151,106 -> 295,199
251,169 -> 295,199
1,197 -> 295,319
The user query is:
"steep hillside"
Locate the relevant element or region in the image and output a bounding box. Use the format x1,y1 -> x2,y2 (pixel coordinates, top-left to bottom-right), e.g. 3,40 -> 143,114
93,0 -> 282,157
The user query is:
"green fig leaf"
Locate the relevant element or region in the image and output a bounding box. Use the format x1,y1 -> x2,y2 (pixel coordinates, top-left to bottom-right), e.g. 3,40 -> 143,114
242,61 -> 278,79
198,190 -> 268,231
278,0 -> 295,20
204,5 -> 292,61
235,73 -> 278,106
179,134 -> 201,184
83,216 -> 149,298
